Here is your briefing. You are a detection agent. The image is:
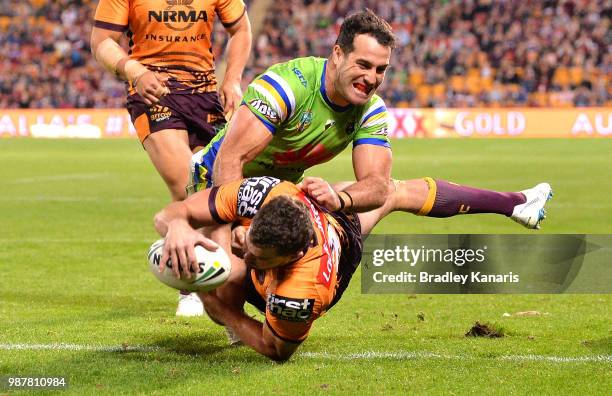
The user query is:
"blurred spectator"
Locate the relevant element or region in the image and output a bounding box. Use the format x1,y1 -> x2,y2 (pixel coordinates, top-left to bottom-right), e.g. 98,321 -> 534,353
0,0 -> 125,108
247,0 -> 610,108
1,0 -> 610,108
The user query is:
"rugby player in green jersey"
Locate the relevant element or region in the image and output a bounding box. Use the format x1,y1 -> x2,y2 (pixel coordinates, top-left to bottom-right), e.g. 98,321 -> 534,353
190,9 -> 550,231
192,10 -> 395,212
182,10 -> 551,332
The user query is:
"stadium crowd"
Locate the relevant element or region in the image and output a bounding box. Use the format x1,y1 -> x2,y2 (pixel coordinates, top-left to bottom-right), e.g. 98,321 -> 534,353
1,0 -> 610,108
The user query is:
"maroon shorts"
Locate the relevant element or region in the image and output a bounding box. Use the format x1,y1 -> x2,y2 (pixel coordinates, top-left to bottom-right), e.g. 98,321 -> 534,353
328,211 -> 363,308
127,92 -> 226,150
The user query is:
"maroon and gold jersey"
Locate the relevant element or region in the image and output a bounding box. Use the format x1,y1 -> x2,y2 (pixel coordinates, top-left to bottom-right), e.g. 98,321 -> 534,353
94,0 -> 246,93
209,177 -> 345,342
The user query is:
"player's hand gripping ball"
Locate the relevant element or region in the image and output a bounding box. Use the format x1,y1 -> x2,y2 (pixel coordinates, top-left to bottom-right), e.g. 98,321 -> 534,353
147,239 -> 231,292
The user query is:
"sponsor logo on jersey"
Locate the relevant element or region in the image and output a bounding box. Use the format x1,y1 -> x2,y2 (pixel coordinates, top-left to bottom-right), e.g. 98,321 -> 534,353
148,0 -> 207,32
150,105 -> 172,122
292,67 -> 308,87
207,113 -> 225,126
267,294 -> 314,322
372,126 -> 388,136
323,119 -> 335,132
144,33 -> 206,42
249,99 -> 280,123
237,177 -> 281,218
297,111 -> 313,132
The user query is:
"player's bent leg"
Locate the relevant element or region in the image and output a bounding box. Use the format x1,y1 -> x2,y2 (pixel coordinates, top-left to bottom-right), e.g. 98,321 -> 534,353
336,178 -> 552,229
142,129 -> 193,202
333,179 -> 426,235
510,183 -> 553,229
388,178 -> 429,214
332,179 -> 429,215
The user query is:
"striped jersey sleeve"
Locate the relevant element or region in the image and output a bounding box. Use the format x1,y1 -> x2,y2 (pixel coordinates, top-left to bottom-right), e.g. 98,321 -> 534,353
353,95 -> 391,149
93,0 -> 128,31
210,178 -> 300,223
215,0 -> 246,27
242,67 -> 298,134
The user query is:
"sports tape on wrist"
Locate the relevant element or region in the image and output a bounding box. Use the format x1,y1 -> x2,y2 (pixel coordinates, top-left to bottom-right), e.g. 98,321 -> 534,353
94,38 -> 127,75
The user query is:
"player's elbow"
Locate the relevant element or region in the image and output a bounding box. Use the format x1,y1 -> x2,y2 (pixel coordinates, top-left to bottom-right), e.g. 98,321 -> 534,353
90,33 -> 98,57
90,28 -> 105,57
212,149 -> 251,184
260,335 -> 299,363
270,355 -> 291,363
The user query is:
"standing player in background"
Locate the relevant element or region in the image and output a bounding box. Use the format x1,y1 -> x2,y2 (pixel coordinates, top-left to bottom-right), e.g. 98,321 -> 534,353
90,0 -> 252,316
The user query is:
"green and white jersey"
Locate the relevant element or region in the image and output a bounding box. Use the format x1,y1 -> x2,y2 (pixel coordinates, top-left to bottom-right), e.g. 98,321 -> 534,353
192,57 -> 390,189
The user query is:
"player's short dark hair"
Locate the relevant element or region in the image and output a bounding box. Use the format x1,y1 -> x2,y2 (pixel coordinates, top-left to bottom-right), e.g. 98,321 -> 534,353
336,9 -> 396,53
250,195 -> 314,257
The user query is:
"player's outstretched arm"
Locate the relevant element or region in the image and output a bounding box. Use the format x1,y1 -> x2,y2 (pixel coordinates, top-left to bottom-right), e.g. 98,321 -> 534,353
319,144 -> 391,212
200,292 -> 300,362
212,106 -> 273,185
154,188 -> 219,234
300,144 -> 391,213
154,189 -> 221,277
219,12 -> 252,120
347,144 -> 393,211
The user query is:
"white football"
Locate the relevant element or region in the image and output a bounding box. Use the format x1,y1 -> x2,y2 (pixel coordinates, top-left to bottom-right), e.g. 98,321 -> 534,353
147,238 -> 231,292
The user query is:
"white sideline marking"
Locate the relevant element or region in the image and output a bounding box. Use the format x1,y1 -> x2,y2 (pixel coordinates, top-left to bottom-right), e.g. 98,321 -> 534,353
0,196 -> 158,203
500,354 -> 612,363
300,351 -> 455,360
11,173 -> 112,184
0,344 -> 161,353
300,351 -> 612,363
1,344 -> 610,363
0,238 -> 152,244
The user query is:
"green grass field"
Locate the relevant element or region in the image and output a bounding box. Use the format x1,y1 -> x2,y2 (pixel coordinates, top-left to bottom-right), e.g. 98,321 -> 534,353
0,138 -> 610,395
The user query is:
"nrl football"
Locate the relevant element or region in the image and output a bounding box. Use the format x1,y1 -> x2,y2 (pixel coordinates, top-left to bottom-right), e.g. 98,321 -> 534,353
147,238 -> 231,292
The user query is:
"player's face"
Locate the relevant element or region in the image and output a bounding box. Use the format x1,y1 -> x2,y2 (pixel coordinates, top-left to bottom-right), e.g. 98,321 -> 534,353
333,34 -> 391,105
243,231 -> 300,270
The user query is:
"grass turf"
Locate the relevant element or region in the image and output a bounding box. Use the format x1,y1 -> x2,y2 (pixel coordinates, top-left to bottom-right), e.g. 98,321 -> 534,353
0,138 -> 610,395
